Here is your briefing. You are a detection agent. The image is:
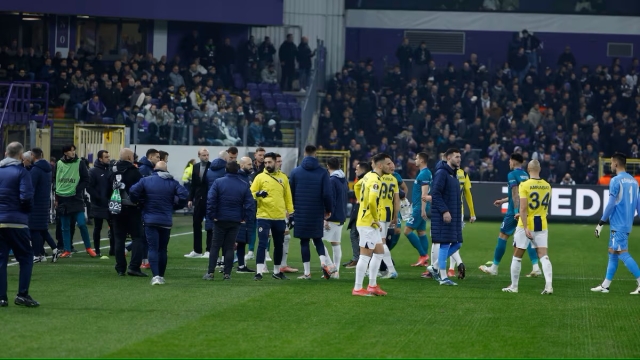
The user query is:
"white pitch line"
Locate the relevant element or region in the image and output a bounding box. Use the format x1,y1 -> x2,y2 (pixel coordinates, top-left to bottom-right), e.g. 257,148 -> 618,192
8,231 -> 195,266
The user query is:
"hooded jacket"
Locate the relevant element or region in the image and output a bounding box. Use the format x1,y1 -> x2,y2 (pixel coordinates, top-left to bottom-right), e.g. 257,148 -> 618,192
327,169 -> 348,224
55,155 -> 90,215
28,159 -> 52,230
137,156 -> 154,177
207,172 -> 255,223
205,158 -> 227,189
0,157 -> 34,226
250,168 -> 294,220
87,159 -> 111,219
430,160 -> 462,243
289,156 -> 333,238
129,170 -> 188,227
108,160 -> 143,212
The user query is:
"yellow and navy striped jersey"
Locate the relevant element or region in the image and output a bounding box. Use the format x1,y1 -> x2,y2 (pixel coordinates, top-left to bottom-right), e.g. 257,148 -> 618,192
518,178 -> 551,231
356,172 -> 382,227
456,169 -> 476,217
378,173 -> 399,222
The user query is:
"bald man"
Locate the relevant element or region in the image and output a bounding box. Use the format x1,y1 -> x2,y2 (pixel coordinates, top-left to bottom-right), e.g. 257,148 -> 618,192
185,148 -> 212,258
109,148 -> 147,277
130,161 -> 188,285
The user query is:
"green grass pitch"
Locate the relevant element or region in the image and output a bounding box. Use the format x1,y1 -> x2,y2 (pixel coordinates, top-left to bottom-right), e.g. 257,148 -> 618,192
2,217 -> 640,358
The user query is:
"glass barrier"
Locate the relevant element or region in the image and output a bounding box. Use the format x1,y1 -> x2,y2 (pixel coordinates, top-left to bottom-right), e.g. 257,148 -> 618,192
345,0 -> 640,16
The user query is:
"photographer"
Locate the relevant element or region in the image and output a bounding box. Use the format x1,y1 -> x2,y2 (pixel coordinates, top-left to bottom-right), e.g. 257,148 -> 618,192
560,173 -> 576,186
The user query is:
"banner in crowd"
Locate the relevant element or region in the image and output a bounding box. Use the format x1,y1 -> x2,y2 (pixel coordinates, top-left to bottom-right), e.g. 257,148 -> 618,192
402,181 -> 627,223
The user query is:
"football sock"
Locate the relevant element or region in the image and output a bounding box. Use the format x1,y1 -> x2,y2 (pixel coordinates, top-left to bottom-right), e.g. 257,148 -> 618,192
438,243 -> 451,278
511,256 -> 522,288
539,255 -> 553,288
369,253 -> 384,287
323,246 -> 334,266
527,243 -> 540,266
619,252 -> 640,279
382,244 -> 396,273
332,244 -> 342,268
273,265 -> 281,274
451,251 -> 463,269
257,263 -> 265,274
405,232 -> 425,256
354,255 -> 370,290
493,238 -> 507,265
388,233 -> 401,250
431,243 -> 440,269
418,234 -> 429,256
449,258 -> 456,270
303,262 -> 311,276
281,234 -> 290,266
603,252 -> 618,288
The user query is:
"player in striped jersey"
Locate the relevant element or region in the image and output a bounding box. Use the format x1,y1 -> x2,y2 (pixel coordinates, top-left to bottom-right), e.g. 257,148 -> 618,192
447,168 -> 476,279
377,167 -> 401,279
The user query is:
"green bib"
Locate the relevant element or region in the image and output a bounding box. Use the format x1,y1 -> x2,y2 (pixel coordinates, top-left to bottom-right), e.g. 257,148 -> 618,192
56,159 -> 80,197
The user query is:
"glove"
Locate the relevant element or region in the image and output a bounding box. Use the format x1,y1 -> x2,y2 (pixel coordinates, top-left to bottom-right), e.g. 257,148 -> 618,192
399,190 -> 406,199
595,224 -> 603,238
256,190 -> 268,198
288,215 -> 295,229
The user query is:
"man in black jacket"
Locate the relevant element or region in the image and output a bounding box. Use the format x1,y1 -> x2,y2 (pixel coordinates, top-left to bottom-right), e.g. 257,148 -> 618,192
278,34 -> 298,91
108,148 -> 146,277
87,150 -> 114,257
297,37 -> 316,92
185,147 -> 211,258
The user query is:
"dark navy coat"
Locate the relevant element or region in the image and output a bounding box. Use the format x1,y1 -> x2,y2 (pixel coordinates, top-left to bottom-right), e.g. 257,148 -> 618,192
129,170 -> 188,227
28,159 -> 52,230
205,158 -> 227,189
327,169 -> 348,224
137,156 -> 154,177
430,160 -> 462,243
0,158 -> 34,225
289,156 -> 333,238
207,173 -> 255,223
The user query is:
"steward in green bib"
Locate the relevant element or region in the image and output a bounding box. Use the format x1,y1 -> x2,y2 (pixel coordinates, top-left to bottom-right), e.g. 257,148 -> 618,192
55,144 -> 96,258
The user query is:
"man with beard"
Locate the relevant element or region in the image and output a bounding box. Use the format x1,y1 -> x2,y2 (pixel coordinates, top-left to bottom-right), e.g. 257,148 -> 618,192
250,152 -> 294,280
185,148 -> 212,258
233,157 -> 257,273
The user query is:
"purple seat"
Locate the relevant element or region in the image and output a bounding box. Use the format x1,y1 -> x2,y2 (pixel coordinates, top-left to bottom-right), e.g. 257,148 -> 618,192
264,98 -> 276,111
273,93 -> 284,103
233,77 -> 244,90
250,89 -> 261,101
102,117 -> 115,124
269,83 -> 280,92
258,83 -> 270,92
284,94 -> 296,103
247,83 -> 258,90
261,92 -> 272,101
289,104 -> 301,120
278,106 -> 291,120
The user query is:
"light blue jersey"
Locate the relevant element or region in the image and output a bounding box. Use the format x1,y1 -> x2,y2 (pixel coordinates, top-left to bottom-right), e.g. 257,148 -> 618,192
412,167 -> 432,213
507,168 -> 529,215
602,172 -> 639,234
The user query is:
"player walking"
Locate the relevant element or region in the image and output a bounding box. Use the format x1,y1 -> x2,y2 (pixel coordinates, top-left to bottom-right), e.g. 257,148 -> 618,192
592,153 -> 640,295
447,167 -> 475,278
502,160 -> 554,294
480,153 -> 540,276
403,153 -> 432,269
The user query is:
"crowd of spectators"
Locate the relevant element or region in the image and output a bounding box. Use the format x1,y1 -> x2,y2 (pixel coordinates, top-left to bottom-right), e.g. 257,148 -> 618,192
318,30 -> 640,184
0,31 -> 315,147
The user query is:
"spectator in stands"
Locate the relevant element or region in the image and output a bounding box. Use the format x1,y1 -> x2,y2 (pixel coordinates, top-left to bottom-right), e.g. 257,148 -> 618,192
86,95 -> 107,123
258,36 -> 276,69
261,63 -> 278,84
396,38 -> 413,79
263,119 -> 283,147
297,36 -> 316,92
217,38 -> 236,86
169,66 -> 185,88
521,29 -> 541,70
279,34 -> 298,91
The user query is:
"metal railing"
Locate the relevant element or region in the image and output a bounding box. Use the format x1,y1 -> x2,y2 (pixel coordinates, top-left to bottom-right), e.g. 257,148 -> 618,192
0,81 -> 50,153
299,39 -> 327,157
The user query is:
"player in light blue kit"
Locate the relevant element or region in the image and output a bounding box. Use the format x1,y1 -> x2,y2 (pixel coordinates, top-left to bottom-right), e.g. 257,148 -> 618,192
592,153 -> 640,295
480,153 -> 540,276
403,153 -> 432,269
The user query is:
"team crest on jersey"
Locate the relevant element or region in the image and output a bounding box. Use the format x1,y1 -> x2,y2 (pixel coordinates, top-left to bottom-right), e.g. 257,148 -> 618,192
373,183 -> 379,190
258,227 -> 263,232
278,179 -> 283,184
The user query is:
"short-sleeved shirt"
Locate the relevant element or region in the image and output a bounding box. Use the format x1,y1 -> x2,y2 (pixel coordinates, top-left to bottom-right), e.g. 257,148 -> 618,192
378,173 -> 399,222
607,172 -> 639,233
357,173 -> 382,227
507,168 -> 529,215
517,178 -> 551,231
412,167 -> 432,212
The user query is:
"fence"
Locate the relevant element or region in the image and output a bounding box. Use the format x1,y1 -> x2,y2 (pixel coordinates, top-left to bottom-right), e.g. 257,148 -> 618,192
74,124 -> 126,161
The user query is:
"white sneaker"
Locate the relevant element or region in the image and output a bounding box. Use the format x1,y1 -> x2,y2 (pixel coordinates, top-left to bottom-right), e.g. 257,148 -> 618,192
33,255 -> 45,263
630,285 -> 640,295
159,277 -> 166,285
541,287 -> 553,295
184,251 -> 202,258
265,253 -> 273,262
591,285 -> 610,293
502,285 -> 518,293
202,252 -> 210,259
526,269 -> 542,278
244,251 -> 254,261
330,272 -> 340,280
479,265 -> 498,275
151,276 -> 163,285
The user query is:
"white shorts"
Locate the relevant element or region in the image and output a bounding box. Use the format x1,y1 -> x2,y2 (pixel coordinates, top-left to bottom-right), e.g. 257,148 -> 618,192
513,227 -> 548,250
357,226 -> 383,249
323,222 -> 343,243
380,222 -> 390,237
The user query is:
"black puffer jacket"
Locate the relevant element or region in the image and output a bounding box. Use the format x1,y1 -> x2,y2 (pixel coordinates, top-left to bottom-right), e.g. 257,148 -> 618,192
87,159 -> 111,219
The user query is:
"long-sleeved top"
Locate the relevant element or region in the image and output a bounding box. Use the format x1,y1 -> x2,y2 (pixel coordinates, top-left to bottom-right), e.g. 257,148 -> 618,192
206,173 -> 255,223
